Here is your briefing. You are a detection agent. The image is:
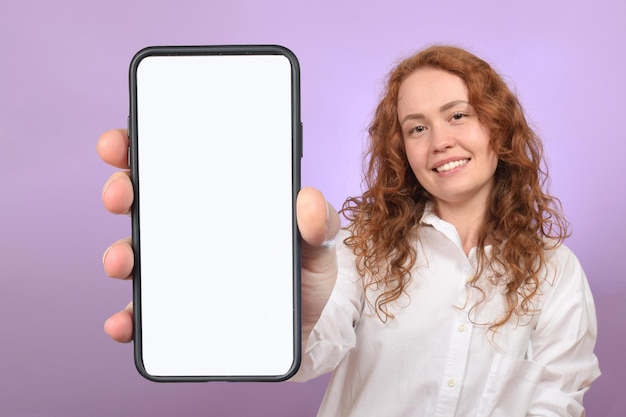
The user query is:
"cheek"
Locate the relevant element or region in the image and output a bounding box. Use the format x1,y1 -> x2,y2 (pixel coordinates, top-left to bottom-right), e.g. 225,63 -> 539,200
404,148 -> 431,187
486,148 -> 499,174
404,142 -> 429,171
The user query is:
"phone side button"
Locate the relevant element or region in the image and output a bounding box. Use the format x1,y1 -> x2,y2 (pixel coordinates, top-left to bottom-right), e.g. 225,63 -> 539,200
127,116 -> 132,168
299,122 -> 303,158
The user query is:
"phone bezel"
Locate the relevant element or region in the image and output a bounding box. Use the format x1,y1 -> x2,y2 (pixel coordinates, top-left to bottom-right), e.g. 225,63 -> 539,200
128,44 -> 302,382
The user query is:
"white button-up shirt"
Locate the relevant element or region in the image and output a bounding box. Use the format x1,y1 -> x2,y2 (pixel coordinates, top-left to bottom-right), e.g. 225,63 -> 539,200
294,209 -> 600,417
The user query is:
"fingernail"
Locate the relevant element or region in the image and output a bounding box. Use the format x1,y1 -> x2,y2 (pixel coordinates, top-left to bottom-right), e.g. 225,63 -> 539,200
102,246 -> 111,264
101,175 -> 116,200
321,200 -> 336,248
325,200 -> 331,226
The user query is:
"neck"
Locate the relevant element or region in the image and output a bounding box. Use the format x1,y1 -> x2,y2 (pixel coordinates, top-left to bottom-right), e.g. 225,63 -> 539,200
435,199 -> 488,256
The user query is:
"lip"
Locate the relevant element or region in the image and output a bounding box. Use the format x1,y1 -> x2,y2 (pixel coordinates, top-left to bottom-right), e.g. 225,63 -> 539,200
431,157 -> 470,172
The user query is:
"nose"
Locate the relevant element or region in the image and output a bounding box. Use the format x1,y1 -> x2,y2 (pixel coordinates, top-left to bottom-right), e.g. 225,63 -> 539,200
431,124 -> 456,152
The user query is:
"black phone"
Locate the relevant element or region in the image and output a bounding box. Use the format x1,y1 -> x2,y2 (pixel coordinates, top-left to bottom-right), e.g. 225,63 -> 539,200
128,45 -> 301,382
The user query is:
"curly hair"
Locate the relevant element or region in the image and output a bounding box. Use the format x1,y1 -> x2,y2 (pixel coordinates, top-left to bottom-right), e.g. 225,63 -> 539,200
341,44 -> 569,330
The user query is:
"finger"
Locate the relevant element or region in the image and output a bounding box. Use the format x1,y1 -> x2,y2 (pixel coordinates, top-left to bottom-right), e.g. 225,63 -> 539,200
296,186 -> 340,248
97,129 -> 129,169
297,186 -> 340,280
104,301 -> 134,343
103,237 -> 134,280
102,171 -> 133,215
296,187 -> 340,339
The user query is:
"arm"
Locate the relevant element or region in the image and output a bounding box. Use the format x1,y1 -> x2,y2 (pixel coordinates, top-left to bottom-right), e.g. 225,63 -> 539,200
291,229 -> 362,382
526,246 -> 601,416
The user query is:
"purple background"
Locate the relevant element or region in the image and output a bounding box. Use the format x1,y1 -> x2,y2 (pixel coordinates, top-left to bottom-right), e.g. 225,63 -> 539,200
1,0 -> 624,416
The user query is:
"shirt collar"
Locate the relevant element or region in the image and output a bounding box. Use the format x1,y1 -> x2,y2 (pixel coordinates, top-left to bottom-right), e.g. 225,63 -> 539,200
420,202 -> 465,254
419,202 -> 491,258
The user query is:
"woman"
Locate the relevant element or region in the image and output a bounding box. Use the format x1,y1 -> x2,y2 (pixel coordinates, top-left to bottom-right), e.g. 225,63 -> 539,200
99,45 -> 599,416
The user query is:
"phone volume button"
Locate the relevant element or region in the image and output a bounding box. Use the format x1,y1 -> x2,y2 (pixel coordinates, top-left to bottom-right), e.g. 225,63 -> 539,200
127,116 -> 132,168
299,122 -> 303,158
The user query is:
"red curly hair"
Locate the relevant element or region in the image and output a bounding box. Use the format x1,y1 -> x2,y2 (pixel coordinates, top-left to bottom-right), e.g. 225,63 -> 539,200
341,45 -> 569,330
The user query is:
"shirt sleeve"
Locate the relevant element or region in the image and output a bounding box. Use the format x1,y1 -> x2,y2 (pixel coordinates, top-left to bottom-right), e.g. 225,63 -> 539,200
291,230 -> 363,382
525,245 -> 601,416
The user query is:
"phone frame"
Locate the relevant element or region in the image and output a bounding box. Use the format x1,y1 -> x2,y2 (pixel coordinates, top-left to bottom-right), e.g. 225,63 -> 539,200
128,44 -> 302,382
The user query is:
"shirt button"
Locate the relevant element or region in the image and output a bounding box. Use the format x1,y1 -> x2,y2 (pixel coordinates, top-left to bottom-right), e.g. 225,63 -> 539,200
448,378 -> 456,387
458,323 -> 467,332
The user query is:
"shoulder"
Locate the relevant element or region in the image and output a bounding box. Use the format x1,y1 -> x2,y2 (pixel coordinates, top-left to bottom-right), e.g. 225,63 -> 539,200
540,241 -> 593,308
543,242 -> 585,283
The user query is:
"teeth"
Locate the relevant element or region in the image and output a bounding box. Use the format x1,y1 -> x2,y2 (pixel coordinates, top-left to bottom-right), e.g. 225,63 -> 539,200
435,159 -> 469,173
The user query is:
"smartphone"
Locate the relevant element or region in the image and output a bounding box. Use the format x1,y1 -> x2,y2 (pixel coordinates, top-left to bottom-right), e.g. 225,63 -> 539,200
128,45 -> 301,382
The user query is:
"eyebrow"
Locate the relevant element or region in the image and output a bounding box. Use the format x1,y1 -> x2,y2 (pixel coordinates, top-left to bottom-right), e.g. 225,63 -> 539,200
400,100 -> 470,125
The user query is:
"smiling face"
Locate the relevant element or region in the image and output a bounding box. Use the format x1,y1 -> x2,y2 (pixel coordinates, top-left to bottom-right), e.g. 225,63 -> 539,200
398,68 -> 498,213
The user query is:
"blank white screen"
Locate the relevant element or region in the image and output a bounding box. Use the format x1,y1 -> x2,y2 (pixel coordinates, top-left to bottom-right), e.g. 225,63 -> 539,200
135,53 -> 297,378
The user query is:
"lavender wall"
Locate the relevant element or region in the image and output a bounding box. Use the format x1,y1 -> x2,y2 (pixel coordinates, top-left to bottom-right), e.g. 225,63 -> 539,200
1,0 -> 624,416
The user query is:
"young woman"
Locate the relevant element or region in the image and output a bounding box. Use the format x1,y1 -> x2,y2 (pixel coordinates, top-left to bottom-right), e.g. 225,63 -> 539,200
99,45 -> 599,416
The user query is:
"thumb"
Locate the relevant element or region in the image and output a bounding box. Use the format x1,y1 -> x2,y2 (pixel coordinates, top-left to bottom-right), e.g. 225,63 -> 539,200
296,187 -> 340,334
296,187 -> 340,248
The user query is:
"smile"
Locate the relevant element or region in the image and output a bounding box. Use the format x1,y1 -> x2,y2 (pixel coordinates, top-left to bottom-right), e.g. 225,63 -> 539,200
434,159 -> 470,173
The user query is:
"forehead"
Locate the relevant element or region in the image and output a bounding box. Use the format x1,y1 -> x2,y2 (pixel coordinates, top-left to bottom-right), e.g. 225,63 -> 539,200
397,68 -> 468,116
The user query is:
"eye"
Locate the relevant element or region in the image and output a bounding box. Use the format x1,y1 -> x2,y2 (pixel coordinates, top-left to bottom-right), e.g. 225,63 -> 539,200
451,112 -> 467,121
408,125 -> 427,135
